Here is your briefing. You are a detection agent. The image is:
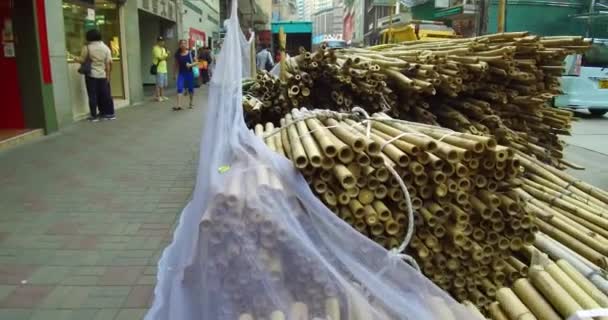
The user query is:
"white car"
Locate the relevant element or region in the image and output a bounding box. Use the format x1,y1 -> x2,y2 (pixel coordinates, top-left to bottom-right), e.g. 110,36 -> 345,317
554,39 -> 608,117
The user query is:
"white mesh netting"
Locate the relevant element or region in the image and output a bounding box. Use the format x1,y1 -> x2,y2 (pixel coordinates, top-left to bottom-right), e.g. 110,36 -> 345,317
144,1 -> 474,319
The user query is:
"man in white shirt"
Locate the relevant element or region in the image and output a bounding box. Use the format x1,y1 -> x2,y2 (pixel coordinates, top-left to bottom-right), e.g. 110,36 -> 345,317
256,43 -> 274,72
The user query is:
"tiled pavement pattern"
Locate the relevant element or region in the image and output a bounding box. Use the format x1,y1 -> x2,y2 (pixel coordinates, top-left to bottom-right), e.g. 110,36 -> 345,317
0,90 -> 206,319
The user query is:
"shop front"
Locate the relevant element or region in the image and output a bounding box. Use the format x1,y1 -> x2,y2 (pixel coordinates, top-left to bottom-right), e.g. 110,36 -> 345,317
138,0 -> 177,88
189,28 -> 206,49
0,0 -> 24,130
0,0 -> 57,146
62,0 -> 127,120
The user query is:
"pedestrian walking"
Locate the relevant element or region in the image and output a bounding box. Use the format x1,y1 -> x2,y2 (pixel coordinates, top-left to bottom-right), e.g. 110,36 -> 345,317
198,46 -> 212,84
173,39 -> 197,110
256,43 -> 274,72
77,29 -> 115,121
152,36 -> 170,102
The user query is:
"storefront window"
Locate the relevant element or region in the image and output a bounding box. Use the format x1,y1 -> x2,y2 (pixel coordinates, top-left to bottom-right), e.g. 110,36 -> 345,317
63,0 -> 125,98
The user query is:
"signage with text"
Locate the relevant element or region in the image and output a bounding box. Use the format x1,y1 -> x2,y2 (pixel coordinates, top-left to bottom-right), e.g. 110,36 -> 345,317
138,0 -> 177,22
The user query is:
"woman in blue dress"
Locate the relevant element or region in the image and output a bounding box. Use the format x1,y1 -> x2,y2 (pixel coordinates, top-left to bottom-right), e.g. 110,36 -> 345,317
173,39 -> 197,110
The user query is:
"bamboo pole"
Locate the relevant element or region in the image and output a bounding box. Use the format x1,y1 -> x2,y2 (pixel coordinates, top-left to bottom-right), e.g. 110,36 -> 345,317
529,266 -> 584,318
556,259 -> 608,307
496,287 -> 537,320
513,278 -> 562,320
535,233 -> 608,295
545,262 -> 606,316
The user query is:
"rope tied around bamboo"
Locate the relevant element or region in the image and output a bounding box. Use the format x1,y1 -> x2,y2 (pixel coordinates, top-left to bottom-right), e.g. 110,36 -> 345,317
254,107 -> 544,308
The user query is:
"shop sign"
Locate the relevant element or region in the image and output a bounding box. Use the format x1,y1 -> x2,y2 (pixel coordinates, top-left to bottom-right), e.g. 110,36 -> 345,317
139,0 -> 177,22
371,0 -> 396,6
2,18 -> 15,58
434,5 -> 463,18
435,0 -> 450,8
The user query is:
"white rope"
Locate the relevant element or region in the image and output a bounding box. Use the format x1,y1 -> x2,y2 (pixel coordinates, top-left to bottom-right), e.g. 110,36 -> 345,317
352,107 -> 372,139
348,108 -> 419,272
381,132 -> 422,151
437,131 -> 458,142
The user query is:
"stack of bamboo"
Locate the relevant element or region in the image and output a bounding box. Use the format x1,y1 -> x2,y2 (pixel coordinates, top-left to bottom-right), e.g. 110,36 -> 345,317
244,33 -> 589,167
242,32 -> 608,316
488,258 -> 608,320
254,108 -> 608,314
257,108 -> 538,306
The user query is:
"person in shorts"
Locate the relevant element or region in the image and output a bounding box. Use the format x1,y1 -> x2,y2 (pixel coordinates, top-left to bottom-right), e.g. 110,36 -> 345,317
152,36 -> 170,101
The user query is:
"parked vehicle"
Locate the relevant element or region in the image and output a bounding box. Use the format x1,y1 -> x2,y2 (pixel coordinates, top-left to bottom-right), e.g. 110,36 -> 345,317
321,39 -> 347,49
379,20 -> 457,44
554,38 -> 608,117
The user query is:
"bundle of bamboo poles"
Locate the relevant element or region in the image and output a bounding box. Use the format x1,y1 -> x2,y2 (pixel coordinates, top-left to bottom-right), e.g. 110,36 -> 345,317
244,32 -> 589,167
256,107 -> 539,307
488,259 -> 608,320
514,151 -> 608,272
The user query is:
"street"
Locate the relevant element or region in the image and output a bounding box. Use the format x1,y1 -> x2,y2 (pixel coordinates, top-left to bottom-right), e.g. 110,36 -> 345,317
0,90 -> 206,320
564,112 -> 608,190
0,96 -> 606,319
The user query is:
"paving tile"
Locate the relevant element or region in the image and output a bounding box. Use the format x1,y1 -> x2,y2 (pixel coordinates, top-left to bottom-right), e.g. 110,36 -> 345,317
27,266 -> 71,285
0,285 -> 16,300
124,285 -> 154,308
30,309 -> 73,320
0,285 -> 54,308
98,266 -> 144,286
0,308 -> 32,320
62,275 -> 100,286
63,235 -> 99,250
136,275 -> 157,285
0,264 -> 39,285
115,308 -> 147,320
64,309 -> 99,319
92,309 -> 119,320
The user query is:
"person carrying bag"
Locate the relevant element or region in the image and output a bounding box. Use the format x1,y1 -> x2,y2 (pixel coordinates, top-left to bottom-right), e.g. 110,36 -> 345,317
152,36 -> 170,101
78,45 -> 92,76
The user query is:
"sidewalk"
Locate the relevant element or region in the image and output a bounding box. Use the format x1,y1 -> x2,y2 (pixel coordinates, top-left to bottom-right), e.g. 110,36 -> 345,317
0,89 -> 207,319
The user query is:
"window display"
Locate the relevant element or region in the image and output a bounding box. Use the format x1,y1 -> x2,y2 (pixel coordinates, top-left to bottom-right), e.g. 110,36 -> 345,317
63,0 -> 124,98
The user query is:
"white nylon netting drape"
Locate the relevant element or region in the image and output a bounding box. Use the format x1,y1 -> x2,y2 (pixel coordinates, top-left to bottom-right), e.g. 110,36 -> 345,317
144,1 -> 474,319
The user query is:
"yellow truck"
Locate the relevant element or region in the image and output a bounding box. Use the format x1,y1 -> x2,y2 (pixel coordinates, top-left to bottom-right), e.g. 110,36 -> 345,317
379,21 -> 458,44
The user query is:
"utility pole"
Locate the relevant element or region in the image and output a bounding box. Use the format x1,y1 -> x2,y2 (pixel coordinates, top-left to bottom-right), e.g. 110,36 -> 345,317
497,0 -> 507,33
475,0 -> 489,35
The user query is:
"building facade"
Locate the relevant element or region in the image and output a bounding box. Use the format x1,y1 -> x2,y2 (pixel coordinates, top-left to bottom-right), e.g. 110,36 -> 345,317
0,0 -> 223,141
312,0 -> 344,45
302,0 -> 313,20
0,0 -> 56,135
296,0 -> 305,20
272,0 -> 298,21
343,0 -> 365,44
180,0 -> 221,49
363,0 -> 397,45
48,0 -> 143,128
